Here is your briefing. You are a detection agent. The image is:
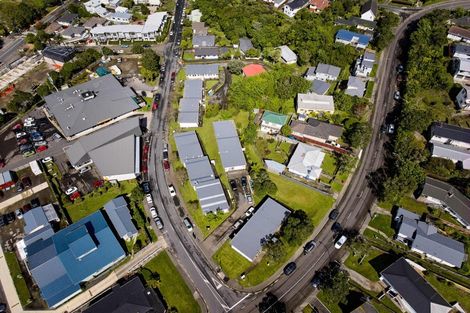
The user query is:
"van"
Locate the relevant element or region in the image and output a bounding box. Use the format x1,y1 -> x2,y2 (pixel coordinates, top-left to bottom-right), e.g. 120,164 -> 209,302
183,217 -> 193,231
334,235 -> 347,249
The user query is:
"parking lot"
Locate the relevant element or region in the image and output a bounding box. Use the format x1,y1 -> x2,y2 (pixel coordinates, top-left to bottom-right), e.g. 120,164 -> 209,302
227,172 -> 253,209
0,166 -> 46,203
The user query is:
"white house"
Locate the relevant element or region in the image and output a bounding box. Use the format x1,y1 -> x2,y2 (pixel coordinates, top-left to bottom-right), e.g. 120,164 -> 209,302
134,0 -> 161,5
278,45 -> 297,64
353,51 -> 375,77
287,143 -> 325,180
260,111 -> 289,134
345,76 -> 366,97
296,93 -> 335,114
283,0 -> 309,17
190,9 -> 202,22
453,58 -> 470,82
360,0 -> 377,22
185,64 -> 219,80
430,122 -> 470,149
448,26 -> 470,43
305,63 -> 341,81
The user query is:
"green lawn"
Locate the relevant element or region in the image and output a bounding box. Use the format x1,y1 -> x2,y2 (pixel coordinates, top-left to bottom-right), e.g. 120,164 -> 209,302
183,51 -> 194,61
212,241 -> 252,279
344,248 -> 396,282
5,252 -> 31,306
378,196 -> 428,216
65,180 -> 138,222
369,214 -> 395,237
425,273 -> 470,312
141,251 -> 200,313
317,291 -> 342,313
205,79 -> 218,91
321,153 -> 336,176
365,81 -> 374,98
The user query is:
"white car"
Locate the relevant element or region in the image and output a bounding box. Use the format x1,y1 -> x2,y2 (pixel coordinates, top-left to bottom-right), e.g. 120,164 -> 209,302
16,132 -> 27,139
24,117 -> 35,124
168,185 -> 176,197
33,141 -> 47,147
334,235 -> 347,249
65,187 -> 78,195
79,166 -> 91,174
146,194 -> 153,204
52,133 -> 62,142
24,121 -> 36,127
245,206 -> 255,217
149,207 -> 158,219
155,217 -> 164,230
42,157 -> 53,163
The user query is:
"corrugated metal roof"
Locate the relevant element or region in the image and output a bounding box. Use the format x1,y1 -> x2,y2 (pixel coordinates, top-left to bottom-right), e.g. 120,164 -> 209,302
194,179 -> 230,213
297,93 -> 335,112
287,143 -> 325,180
183,79 -> 203,99
431,122 -> 470,145
213,120 -> 247,170
104,196 -> 138,239
174,131 -> 204,163
24,207 -> 49,235
185,64 -> 219,77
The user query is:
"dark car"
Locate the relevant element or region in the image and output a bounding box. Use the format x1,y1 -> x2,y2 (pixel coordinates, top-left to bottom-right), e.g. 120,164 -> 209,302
0,216 -> 5,228
5,212 -> 15,223
311,272 -> 322,288
328,209 -> 339,220
163,150 -> 169,160
230,179 -> 237,191
331,222 -> 342,233
303,240 -> 316,255
31,198 -> 40,208
19,143 -> 33,152
283,262 -> 297,275
16,182 -> 24,192
22,177 -> 32,188
141,181 -> 151,194
241,176 -> 247,188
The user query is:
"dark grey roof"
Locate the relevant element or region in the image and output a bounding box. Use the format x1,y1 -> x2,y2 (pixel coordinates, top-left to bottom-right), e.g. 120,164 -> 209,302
83,17 -> 107,29
57,11 -> 78,24
380,258 -> 451,313
192,35 -> 215,47
194,47 -> 219,57
452,16 -> 470,28
192,21 -> 208,35
84,276 -> 165,313
239,37 -> 254,53
453,44 -> 470,57
104,196 -> 138,240
186,64 -> 219,77
44,75 -> 139,137
183,79 -> 203,99
194,178 -> 230,213
60,26 -> 85,38
290,118 -> 343,140
174,131 -> 204,163
64,117 -> 142,176
431,122 -> 470,145
310,79 -> 330,95
315,63 -> 341,79
231,198 -> 290,261
213,120 -> 246,170
179,98 -> 199,125
42,46 -> 76,63
421,176 -> 470,225
23,207 -> 49,235
286,0 -> 308,10
185,156 -> 215,184
361,0 -> 377,15
412,221 -> 465,268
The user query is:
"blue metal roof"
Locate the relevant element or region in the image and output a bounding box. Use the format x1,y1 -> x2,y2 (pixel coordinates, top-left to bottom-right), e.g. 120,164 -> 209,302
26,211 -> 126,308
23,207 -> 49,235
336,29 -> 370,46
104,196 -> 138,240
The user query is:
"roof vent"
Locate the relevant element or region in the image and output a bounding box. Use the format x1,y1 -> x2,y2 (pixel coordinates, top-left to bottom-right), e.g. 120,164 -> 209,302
81,91 -> 95,101
65,104 -> 74,111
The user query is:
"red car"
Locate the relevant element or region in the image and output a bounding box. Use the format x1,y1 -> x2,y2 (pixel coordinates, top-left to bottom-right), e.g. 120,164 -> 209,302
70,191 -> 81,201
17,138 -> 28,145
163,159 -> 170,171
93,180 -> 104,188
36,145 -> 48,152
152,101 -> 158,111
12,123 -> 22,131
0,159 -> 5,168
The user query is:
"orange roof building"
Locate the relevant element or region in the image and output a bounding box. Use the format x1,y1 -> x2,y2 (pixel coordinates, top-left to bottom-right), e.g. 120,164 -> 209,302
309,0 -> 330,12
242,64 -> 266,77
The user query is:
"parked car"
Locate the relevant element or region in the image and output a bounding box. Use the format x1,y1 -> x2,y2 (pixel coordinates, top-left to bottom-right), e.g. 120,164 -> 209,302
245,206 -> 255,217
16,132 -> 27,139
396,64 -> 404,73
311,272 -> 322,288
69,191 -> 81,201
146,194 -> 153,204
15,209 -> 23,220
24,117 -> 35,124
303,240 -> 317,255
141,182 -> 151,194
155,216 -> 164,230
230,179 -> 237,191
33,141 -> 47,147
232,219 -> 243,230
393,91 -> 401,101
246,194 -> 253,204
93,180 -> 104,188
183,217 -> 193,231
387,124 -> 395,134
334,235 -> 347,249
0,216 -> 5,228
65,186 -> 78,195
32,136 -> 44,142
36,145 -> 48,152
163,159 -> 170,171
162,143 -> 168,160
12,123 -> 22,131
331,222 -> 342,233
52,133 -> 62,142
19,143 -> 33,152
168,185 -> 176,197
79,166 -> 91,174
5,212 -> 15,223
21,177 -> 32,188
149,207 -> 158,219
16,182 -> 24,192
328,209 -> 339,220
22,149 -> 35,157
0,302 -> 6,313
283,262 -> 297,275
241,176 -> 247,188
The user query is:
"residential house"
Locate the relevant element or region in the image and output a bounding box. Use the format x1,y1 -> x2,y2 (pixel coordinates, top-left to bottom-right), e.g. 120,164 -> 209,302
452,16 -> 470,28
104,196 -> 138,241
134,0 -> 161,5
431,142 -> 470,170
44,22 -> 62,35
310,79 -> 330,95
83,276 -> 165,313
192,35 -> 215,47
42,204 -> 60,223
91,12 -> 168,42
296,93 -> 335,114
290,118 -> 343,144
353,51 -> 375,77
44,75 -> 141,139
0,171 -> 15,190
57,12 -> 78,27
64,117 -> 142,181
360,0 -> 377,22
185,64 -> 219,80
265,160 -> 286,174
107,10 -> 132,24
192,21 -> 208,36
231,197 -> 290,262
419,176 -> 470,229
451,43 -> 470,60
25,211 -> 126,308
453,58 -> 470,82
335,29 -> 371,49
190,9 -> 202,22
447,26 -> 470,43
194,47 -> 219,60
178,98 -> 200,128
380,258 -> 451,313
239,37 -> 254,55
274,0 -> 286,8
60,26 -> 86,40
305,63 -> 341,81
345,76 -> 366,97
287,142 -> 325,180
430,122 -> 470,149
260,111 -> 289,134
455,85 -> 470,110
23,206 -> 50,235
278,45 -> 297,64
283,0 -> 309,17
213,120 -> 247,172
83,17 -> 107,30
308,0 -> 329,13
84,0 -> 109,16
173,131 -> 204,164
42,46 -> 76,67
242,64 -> 266,77
394,208 -> 465,268
336,17 -> 376,32
183,79 -> 203,100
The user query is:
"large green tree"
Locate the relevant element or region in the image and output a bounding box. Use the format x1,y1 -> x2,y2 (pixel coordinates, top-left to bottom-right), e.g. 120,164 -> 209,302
281,210 -> 313,245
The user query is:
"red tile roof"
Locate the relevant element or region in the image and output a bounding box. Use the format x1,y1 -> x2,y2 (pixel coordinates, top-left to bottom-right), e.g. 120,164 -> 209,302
309,0 -> 329,11
242,64 -> 266,77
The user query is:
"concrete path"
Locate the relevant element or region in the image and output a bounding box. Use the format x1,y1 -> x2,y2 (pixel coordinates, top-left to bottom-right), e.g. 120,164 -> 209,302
0,182 -> 49,210
344,268 -> 382,293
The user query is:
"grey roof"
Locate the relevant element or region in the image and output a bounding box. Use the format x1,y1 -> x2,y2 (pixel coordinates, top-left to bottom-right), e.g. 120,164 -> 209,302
430,123 -> 470,145
305,67 -> 316,77
24,225 -> 54,246
290,119 -> 343,140
186,64 -> 219,77
174,131 -> 204,163
213,120 -> 246,170
194,178 -> 230,213
42,46 -> 76,63
361,0 -> 377,15
431,142 -> 470,168
65,117 -> 142,176
179,98 -> 199,126
265,159 -> 286,174
44,75 -> 139,137
286,0 -> 308,10
452,16 -> 470,28
57,11 -> 78,24
192,21 -> 208,35
183,79 -> 203,99
278,45 -> 297,63
453,44 -> 470,57
192,35 -> 215,47
381,258 -> 451,313
104,196 -> 138,240
297,93 -> 335,112
43,204 -> 60,222
310,79 -> 330,95
395,207 -> 420,222
412,221 -> 465,268
83,16 -> 106,29
60,26 -> 86,38
194,47 -> 219,57
24,207 -> 50,235
364,51 -> 376,61
185,156 -> 215,184
421,176 -> 470,225
397,216 -> 417,239
287,143 -> 325,180
239,37 -> 254,53
345,76 -> 366,97
231,198 -> 290,261
315,63 -> 341,79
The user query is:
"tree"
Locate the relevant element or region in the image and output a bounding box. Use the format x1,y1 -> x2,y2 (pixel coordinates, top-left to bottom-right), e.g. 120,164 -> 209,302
321,269 -> 349,306
263,238 -> 285,262
102,46 -> 114,56
373,11 -> 399,51
251,168 -> 277,196
36,83 -> 51,97
7,91 -> 33,113
281,210 -> 313,245
227,60 -> 244,75
121,0 -> 134,8
280,124 -> 291,137
344,122 -> 371,148
258,293 -> 286,313
132,42 -> 145,54
139,4 -> 150,15
141,49 -> 160,72
334,153 -> 356,175
245,48 -> 260,58
242,122 -> 258,144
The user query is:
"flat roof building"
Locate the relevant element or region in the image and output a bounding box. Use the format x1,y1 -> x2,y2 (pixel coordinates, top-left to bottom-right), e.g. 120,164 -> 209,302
42,46 -> 76,67
213,120 -> 247,172
173,131 -> 204,164
183,79 -> 203,100
231,198 -> 290,261
179,98 -> 200,128
186,64 -> 219,80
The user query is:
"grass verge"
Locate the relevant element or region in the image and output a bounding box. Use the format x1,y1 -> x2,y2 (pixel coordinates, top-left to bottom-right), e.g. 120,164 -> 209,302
369,214 -> 395,237
5,252 -> 31,306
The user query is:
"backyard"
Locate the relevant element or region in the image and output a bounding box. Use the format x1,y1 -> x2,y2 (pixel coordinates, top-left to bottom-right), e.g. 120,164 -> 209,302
5,251 -> 31,306
140,251 -> 200,313
344,248 -> 397,282
368,213 -> 395,237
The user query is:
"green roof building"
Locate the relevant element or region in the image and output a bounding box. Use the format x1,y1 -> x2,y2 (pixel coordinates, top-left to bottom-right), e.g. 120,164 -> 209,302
261,111 -> 289,134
